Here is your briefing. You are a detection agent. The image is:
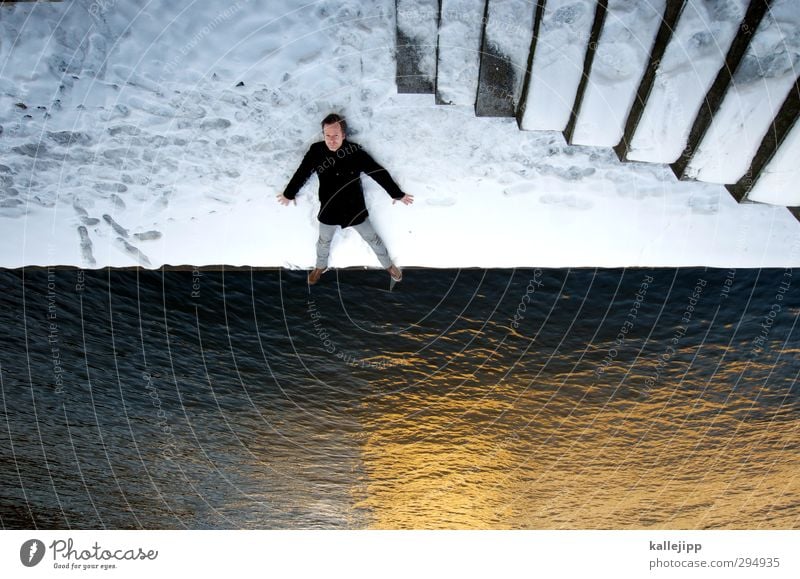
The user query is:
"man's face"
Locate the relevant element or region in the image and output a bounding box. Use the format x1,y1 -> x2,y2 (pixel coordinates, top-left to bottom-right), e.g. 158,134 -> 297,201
323,122 -> 344,151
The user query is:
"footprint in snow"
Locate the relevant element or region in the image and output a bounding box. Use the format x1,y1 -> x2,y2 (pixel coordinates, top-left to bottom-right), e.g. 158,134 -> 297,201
503,183 -> 536,196
134,230 -> 162,242
151,193 -> 170,210
47,131 -> 93,146
12,143 -> 47,158
200,118 -> 232,131
126,96 -> 176,118
205,193 -> 234,204
298,49 -> 322,65
0,200 -> 26,218
73,201 -> 88,217
77,226 -> 96,266
116,237 -> 151,267
102,149 -> 134,162
110,194 -> 126,210
103,214 -> 129,237
107,125 -> 142,137
554,166 -> 596,181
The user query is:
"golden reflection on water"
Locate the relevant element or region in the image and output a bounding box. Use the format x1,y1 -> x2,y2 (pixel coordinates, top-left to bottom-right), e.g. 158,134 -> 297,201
354,367 -> 800,529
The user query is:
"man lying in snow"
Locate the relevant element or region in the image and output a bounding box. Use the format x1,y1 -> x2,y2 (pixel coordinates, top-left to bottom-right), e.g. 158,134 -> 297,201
277,113 -> 414,285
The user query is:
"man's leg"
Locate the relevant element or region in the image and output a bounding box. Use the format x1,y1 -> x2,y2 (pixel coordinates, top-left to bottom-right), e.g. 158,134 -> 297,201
316,223 -> 338,269
353,219 -> 402,281
309,223 -> 337,284
353,219 -> 393,268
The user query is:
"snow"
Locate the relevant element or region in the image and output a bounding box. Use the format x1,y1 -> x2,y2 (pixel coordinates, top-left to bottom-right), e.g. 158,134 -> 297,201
747,118 -> 800,206
396,0 -> 439,82
396,0 -> 440,41
483,0 -> 537,90
0,0 -> 799,269
627,0 -> 748,164
520,0 -> 597,131
436,0 -> 484,105
570,0 -> 666,147
484,0 -> 537,63
686,0 -> 800,184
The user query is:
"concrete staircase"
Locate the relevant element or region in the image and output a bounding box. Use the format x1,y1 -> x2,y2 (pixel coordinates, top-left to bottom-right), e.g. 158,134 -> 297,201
395,0 -> 800,216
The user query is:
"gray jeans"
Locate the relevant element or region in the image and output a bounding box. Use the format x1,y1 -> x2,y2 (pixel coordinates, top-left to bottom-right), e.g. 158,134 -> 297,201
316,219 -> 392,269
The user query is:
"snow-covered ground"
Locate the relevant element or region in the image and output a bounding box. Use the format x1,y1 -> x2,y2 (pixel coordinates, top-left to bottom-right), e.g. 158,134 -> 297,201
0,0 -> 798,269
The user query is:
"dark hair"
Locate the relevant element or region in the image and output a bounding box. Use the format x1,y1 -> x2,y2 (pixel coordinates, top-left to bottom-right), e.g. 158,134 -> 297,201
321,113 -> 347,134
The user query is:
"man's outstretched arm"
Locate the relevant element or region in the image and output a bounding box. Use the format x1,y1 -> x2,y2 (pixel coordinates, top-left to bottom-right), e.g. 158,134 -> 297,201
360,149 -> 414,205
393,193 -> 414,205
276,147 -> 316,205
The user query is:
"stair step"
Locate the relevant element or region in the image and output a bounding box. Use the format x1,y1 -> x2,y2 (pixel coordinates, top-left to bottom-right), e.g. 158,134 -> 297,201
519,0 -> 599,132
683,0 -> 800,185
622,0 -> 750,165
568,0 -> 666,147
396,0 -> 440,94
475,0 -> 538,117
671,0 -> 771,179
614,0 -> 685,162
727,81 -> 800,206
392,0 -> 799,212
435,0 -> 485,105
563,0 -> 608,143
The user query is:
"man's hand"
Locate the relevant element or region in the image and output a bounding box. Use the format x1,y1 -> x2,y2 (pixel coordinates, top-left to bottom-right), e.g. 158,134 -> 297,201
276,193 -> 296,206
393,194 -> 414,206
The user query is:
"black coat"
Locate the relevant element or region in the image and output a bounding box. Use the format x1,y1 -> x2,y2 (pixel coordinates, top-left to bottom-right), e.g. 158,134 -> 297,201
282,140 -> 405,227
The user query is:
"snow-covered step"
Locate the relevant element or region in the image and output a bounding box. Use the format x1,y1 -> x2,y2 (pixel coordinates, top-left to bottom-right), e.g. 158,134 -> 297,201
670,0 -> 770,179
682,0 -> 800,185
519,0 -> 600,132
567,0 -> 666,147
726,85 -> 800,206
613,0 -> 687,161
621,0 -> 751,164
475,0 -> 538,117
435,0 -> 485,105
396,0 -> 440,93
563,1 -> 608,142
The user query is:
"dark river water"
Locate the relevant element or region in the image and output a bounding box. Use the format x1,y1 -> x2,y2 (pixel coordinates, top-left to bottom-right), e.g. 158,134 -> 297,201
0,267 -> 797,529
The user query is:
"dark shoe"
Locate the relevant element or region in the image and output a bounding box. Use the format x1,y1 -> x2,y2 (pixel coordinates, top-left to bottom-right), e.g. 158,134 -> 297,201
308,268 -> 324,285
387,265 -> 402,282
